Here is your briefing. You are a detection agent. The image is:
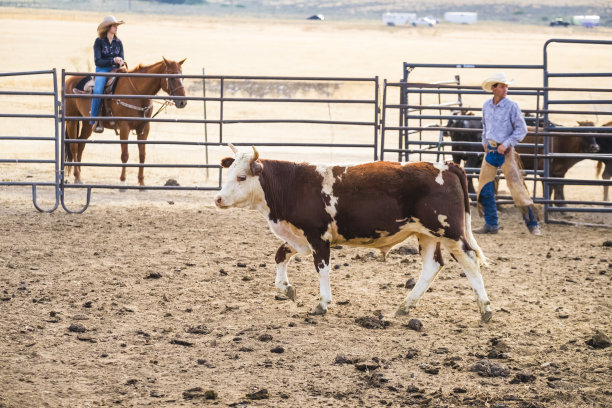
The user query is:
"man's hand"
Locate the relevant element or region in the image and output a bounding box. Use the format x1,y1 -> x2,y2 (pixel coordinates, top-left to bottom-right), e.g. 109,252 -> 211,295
113,57 -> 124,65
497,144 -> 508,155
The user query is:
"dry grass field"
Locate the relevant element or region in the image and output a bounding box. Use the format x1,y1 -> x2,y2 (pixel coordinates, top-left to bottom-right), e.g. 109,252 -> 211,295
0,7 -> 611,408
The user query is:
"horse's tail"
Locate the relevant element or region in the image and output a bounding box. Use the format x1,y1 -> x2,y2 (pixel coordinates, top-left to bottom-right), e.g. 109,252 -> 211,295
596,160 -> 603,178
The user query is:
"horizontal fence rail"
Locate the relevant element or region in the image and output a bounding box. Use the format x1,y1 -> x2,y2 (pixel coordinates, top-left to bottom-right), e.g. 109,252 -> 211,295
1,39 -> 610,224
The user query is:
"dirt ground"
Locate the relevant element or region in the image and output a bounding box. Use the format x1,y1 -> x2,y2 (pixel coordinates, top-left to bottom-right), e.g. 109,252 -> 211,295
0,188 -> 611,408
1,7 -> 611,408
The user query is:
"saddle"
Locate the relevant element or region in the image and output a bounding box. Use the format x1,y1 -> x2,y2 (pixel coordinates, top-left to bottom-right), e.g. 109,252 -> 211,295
73,67 -> 125,95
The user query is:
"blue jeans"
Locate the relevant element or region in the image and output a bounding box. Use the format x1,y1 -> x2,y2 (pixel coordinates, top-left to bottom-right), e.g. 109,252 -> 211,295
480,144 -> 539,228
480,146 -> 505,227
90,66 -> 112,125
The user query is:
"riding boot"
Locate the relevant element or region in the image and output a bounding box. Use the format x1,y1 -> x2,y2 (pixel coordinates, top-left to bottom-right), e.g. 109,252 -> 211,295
93,121 -> 104,133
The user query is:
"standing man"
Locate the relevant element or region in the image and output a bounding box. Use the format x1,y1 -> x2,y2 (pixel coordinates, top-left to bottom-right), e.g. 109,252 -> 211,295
475,73 -> 541,236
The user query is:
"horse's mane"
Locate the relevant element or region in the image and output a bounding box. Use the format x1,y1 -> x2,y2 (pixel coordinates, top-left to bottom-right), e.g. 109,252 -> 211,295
129,60 -> 164,73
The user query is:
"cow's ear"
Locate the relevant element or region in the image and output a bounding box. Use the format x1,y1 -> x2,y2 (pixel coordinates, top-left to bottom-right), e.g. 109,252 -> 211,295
221,157 -> 234,168
250,159 -> 263,176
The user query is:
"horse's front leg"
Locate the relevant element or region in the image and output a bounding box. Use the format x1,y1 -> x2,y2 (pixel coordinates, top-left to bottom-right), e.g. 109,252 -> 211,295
119,124 -> 130,185
136,123 -> 150,186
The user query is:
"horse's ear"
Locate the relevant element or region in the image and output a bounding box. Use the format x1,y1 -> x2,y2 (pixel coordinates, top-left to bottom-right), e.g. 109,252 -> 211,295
162,56 -> 168,65
221,157 -> 234,168
179,58 -> 187,66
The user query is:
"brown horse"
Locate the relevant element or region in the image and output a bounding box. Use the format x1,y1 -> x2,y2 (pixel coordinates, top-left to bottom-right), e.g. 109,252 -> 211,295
64,57 -> 187,185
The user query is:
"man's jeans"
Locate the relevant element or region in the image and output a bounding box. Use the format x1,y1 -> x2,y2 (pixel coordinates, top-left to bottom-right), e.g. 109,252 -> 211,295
480,145 -> 539,228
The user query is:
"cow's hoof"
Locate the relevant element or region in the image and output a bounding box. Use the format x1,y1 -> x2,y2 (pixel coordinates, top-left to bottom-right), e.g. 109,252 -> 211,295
395,306 -> 411,317
481,311 -> 493,323
285,285 -> 296,302
311,304 -> 327,315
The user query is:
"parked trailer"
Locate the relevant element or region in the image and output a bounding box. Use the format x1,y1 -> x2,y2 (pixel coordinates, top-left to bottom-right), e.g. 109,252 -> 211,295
444,12 -> 478,24
382,12 -> 416,26
572,15 -> 600,27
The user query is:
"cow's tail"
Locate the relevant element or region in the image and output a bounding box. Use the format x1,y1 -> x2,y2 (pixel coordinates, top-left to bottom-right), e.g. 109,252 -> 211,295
596,160 -> 603,179
447,162 -> 487,266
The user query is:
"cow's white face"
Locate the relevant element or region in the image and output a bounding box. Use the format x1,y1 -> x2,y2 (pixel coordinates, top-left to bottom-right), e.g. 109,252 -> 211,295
214,145 -> 266,211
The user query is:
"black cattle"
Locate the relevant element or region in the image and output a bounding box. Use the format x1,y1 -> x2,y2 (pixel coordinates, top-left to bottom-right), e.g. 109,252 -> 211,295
442,110 -> 484,194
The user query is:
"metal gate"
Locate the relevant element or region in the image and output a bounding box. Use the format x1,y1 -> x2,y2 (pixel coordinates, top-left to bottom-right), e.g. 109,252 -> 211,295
59,71 -> 379,213
0,69 -> 61,212
380,39 -> 612,224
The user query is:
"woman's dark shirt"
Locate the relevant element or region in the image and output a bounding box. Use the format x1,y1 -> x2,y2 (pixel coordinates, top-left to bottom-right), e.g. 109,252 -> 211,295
93,36 -> 124,68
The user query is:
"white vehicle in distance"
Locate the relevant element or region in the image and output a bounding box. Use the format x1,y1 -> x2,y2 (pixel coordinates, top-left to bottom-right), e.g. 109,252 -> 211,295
412,16 -> 438,27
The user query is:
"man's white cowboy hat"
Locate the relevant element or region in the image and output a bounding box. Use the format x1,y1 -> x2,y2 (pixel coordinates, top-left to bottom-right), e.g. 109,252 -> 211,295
97,15 -> 125,35
481,72 -> 514,92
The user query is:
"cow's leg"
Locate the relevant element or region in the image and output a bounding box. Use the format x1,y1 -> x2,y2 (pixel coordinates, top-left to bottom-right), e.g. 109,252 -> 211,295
274,243 -> 298,301
396,235 -> 443,316
311,241 -> 331,315
447,241 -> 492,323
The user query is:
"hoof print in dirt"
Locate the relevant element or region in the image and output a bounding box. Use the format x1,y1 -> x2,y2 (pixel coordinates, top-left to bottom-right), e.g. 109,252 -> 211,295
510,372 -> 536,384
586,331 -> 611,349
355,316 -> 391,329
420,363 -> 439,375
144,272 -> 162,279
246,388 -> 269,400
405,348 -> 419,359
405,278 -> 416,289
270,346 -> 285,353
77,335 -> 96,343
334,354 -> 363,365
186,325 -> 212,335
258,334 -> 273,342
355,360 -> 380,372
404,318 -> 423,332
68,323 -> 86,333
170,339 -> 194,347
183,387 -> 217,400
470,360 -> 510,377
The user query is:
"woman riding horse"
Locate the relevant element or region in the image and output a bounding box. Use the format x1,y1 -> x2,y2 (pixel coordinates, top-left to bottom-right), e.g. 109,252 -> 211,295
91,15 -> 126,133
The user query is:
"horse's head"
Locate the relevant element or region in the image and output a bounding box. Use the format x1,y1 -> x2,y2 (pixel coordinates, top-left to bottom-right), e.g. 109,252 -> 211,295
161,57 -> 187,109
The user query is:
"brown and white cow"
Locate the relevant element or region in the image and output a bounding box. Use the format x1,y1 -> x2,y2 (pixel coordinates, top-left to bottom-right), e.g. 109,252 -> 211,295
214,144 -> 492,322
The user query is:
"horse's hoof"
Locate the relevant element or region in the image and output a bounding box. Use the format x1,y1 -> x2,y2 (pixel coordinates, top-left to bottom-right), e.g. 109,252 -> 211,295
310,303 -> 327,315
395,306 -> 411,317
74,180 -> 83,185
285,285 -> 296,301
481,311 -> 493,323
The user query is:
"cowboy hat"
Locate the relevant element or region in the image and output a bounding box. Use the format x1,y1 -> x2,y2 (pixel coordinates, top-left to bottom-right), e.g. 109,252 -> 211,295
97,15 -> 125,35
481,72 -> 514,92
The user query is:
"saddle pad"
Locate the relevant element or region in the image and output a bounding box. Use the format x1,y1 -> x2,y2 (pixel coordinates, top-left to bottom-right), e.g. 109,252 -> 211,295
73,75 -> 118,94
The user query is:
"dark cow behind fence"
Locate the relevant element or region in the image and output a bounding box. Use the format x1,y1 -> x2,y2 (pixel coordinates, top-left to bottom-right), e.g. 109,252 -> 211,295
443,110 -> 483,194
444,112 -> 600,204
579,120 -> 612,201
214,144 -> 493,322
520,121 -> 599,204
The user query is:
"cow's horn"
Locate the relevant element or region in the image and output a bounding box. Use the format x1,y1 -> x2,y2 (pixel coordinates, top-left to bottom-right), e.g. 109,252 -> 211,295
251,146 -> 259,161
228,143 -> 238,154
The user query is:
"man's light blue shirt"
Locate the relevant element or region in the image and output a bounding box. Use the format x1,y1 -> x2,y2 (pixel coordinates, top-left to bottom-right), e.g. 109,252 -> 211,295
481,97 -> 527,148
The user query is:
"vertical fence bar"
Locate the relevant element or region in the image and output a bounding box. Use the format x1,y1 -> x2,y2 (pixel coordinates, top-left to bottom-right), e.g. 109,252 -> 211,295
219,77 -> 224,144
202,67 -> 209,179
380,79 -> 388,161
374,76 -> 379,161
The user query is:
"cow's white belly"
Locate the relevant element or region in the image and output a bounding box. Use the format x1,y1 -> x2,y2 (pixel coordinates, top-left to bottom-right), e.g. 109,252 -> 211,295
340,218 -> 432,249
268,220 -> 311,254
